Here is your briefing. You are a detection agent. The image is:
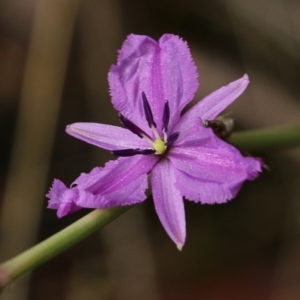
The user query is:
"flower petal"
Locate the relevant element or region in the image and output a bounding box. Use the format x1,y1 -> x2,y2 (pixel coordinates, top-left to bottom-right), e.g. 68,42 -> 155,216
109,35 -> 158,131
169,141 -> 262,186
174,169 -> 242,204
151,159 -> 186,249
180,74 -> 249,125
173,116 -> 215,148
75,155 -> 157,192
74,155 -> 158,207
74,172 -> 148,208
47,179 -> 82,218
66,122 -> 147,151
109,34 -> 198,133
157,34 -> 199,131
47,155 -> 159,216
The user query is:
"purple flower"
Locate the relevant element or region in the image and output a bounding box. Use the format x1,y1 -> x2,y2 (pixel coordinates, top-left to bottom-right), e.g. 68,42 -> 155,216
47,34 -> 262,249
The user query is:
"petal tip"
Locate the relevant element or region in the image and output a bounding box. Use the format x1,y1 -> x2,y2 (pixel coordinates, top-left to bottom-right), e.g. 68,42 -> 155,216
177,243 -> 184,251
65,124 -> 72,135
66,123 -> 76,133
243,73 -> 250,83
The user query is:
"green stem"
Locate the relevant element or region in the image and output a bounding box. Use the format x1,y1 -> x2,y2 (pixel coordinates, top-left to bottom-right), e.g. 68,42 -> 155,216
0,207 -> 129,291
230,125 -> 300,152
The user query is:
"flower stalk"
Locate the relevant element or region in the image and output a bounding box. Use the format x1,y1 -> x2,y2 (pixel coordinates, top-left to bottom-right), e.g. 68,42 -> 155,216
0,206 -> 129,291
231,125 -> 300,151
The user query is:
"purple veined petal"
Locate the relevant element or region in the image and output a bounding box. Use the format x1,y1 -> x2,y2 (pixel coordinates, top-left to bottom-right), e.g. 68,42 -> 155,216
169,142 -> 262,184
66,122 -> 148,151
47,179 -> 82,218
174,168 -> 243,204
158,34 -> 199,131
47,154 -> 159,215
180,75 -> 249,126
109,35 -> 158,132
151,159 -> 186,250
75,155 -> 159,196
109,34 -> 199,133
74,155 -> 158,208
75,171 -> 148,208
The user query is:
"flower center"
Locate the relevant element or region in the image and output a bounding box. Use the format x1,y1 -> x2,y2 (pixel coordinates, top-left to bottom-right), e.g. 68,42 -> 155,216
153,138 -> 166,154
111,92 -> 179,157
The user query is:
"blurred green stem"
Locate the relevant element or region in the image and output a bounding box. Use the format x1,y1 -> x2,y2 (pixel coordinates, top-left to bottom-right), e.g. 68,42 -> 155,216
0,207 -> 129,291
1,124 -> 300,291
231,125 -> 300,151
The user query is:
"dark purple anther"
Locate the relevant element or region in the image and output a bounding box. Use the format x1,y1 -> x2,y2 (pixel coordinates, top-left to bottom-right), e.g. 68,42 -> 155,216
119,113 -> 148,139
162,100 -> 170,133
139,149 -> 156,155
166,131 -> 180,146
112,148 -> 155,157
142,92 -> 156,128
111,148 -> 142,156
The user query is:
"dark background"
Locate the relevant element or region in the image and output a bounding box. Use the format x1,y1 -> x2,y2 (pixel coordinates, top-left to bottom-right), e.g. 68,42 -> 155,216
1,0 -> 300,299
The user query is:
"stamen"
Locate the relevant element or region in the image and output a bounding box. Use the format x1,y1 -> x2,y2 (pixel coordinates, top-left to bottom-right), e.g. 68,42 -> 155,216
112,149 -> 141,156
142,92 -> 157,128
139,149 -> 156,155
111,148 -> 155,157
162,100 -> 170,133
151,125 -> 161,140
119,113 -> 151,139
166,131 -> 180,146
